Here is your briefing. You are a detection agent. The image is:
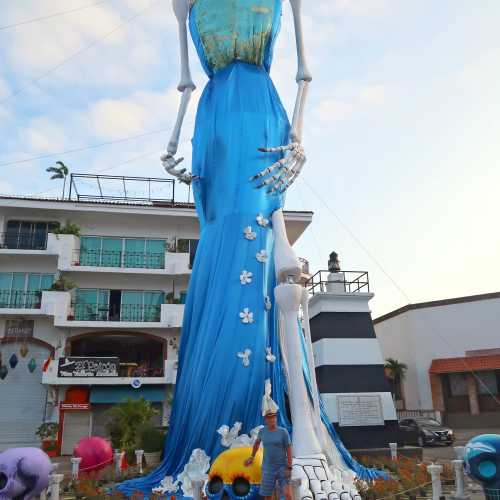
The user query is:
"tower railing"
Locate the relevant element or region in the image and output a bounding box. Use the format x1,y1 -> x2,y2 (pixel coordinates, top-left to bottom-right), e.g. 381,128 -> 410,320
306,270 -> 370,295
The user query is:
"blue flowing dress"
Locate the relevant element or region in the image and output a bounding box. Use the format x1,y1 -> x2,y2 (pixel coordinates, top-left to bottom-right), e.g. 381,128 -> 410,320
119,1 -> 289,494
118,1 -> 380,495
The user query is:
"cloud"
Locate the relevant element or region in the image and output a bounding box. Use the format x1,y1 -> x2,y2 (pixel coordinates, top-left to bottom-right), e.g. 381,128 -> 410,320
313,83 -> 386,124
83,87 -> 194,140
22,117 -> 68,153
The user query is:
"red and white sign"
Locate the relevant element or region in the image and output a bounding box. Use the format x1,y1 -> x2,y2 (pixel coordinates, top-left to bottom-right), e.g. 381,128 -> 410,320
60,403 -> 90,410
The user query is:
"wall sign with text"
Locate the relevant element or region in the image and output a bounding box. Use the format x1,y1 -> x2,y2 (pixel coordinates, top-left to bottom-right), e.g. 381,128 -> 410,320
57,357 -> 119,377
337,394 -> 385,427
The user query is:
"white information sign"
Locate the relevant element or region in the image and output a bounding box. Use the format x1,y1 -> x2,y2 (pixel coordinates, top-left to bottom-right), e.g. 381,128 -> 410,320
337,394 -> 384,427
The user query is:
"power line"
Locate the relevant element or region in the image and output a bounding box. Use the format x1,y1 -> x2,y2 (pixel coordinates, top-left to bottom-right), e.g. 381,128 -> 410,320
0,1 -> 108,31
0,1 -> 156,106
0,127 -> 172,167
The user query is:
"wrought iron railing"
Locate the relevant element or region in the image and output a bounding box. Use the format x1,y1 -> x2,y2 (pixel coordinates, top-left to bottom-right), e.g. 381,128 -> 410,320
0,290 -> 42,309
306,270 -> 370,295
74,249 -> 166,269
72,303 -> 162,322
0,231 -> 48,250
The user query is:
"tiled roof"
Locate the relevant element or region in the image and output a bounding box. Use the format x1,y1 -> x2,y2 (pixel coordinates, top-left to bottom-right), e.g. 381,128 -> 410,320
429,354 -> 500,374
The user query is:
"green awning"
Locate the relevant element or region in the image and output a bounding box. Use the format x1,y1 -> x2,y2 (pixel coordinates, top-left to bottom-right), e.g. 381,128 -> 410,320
90,386 -> 165,404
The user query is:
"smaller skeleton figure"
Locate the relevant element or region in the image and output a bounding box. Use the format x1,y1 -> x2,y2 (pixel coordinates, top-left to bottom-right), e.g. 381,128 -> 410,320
0,448 -> 53,500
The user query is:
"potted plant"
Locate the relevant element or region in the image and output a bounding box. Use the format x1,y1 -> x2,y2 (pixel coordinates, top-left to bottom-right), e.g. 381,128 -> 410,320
51,222 -> 81,237
49,274 -> 76,292
36,422 -> 59,457
139,424 -> 165,466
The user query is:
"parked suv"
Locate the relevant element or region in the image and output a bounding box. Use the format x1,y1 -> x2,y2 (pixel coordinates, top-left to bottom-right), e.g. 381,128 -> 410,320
399,417 -> 454,447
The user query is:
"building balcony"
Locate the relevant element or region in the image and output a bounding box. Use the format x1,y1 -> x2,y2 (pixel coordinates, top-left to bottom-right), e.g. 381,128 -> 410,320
0,232 -> 60,256
40,291 -> 184,329
64,249 -> 191,275
42,357 -> 178,386
0,291 -> 45,315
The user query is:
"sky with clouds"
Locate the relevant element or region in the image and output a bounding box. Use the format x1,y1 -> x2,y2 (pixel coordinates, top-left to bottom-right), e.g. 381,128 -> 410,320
1,0 -> 499,317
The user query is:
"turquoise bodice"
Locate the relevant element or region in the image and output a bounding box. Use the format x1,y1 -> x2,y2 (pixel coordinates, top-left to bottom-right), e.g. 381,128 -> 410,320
189,0 -> 282,76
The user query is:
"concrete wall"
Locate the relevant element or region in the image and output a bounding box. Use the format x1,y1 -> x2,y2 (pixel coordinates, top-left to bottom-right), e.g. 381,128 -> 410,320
375,296 -> 500,409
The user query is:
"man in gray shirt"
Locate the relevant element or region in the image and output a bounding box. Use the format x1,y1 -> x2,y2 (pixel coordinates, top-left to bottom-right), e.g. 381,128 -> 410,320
245,412 -> 293,499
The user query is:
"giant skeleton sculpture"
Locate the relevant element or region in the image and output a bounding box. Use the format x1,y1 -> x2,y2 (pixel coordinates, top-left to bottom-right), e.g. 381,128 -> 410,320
118,0 -> 384,497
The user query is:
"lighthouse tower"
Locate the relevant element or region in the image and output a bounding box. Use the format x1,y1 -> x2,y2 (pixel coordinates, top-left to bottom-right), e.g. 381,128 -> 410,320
307,252 -> 398,449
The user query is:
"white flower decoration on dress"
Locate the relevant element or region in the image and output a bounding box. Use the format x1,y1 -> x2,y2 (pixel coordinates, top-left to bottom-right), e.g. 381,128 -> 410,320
239,308 -> 254,324
264,295 -> 272,310
153,477 -> 180,495
256,250 -> 268,263
237,349 -> 252,367
243,226 -> 257,240
256,213 -> 269,227
240,270 -> 253,285
265,347 -> 276,363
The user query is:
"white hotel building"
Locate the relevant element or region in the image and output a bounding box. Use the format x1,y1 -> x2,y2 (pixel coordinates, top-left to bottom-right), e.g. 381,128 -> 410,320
0,175 -> 312,454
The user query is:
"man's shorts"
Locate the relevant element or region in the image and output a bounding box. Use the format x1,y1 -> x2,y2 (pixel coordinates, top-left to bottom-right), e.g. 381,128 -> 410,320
259,465 -> 290,497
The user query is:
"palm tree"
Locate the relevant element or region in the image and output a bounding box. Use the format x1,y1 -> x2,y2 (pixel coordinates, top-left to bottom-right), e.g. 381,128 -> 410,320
384,358 -> 408,403
46,161 -> 69,199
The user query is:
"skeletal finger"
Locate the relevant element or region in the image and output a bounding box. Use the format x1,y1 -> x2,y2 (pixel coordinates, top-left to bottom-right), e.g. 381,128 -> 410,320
258,142 -> 298,154
267,155 -> 302,193
268,168 -> 296,194
250,157 -> 287,181
256,167 -> 289,188
279,158 -> 306,193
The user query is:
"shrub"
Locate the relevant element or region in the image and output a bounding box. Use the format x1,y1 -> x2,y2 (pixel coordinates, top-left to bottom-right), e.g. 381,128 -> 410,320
52,222 -> 81,237
139,424 -> 165,453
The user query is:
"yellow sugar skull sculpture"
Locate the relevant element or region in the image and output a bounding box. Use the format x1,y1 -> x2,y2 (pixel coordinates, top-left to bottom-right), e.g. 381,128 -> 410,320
206,446 -> 263,500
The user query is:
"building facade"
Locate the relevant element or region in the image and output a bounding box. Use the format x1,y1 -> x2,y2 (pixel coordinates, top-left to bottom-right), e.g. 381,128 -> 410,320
374,292 -> 500,427
0,191 -> 312,453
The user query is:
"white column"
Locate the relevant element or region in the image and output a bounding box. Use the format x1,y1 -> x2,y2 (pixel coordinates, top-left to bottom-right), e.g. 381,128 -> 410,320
70,457 -> 81,479
454,446 -> 465,460
192,479 -> 205,500
114,449 -> 122,477
275,283 -> 322,456
451,459 -> 469,500
135,450 -> 144,474
49,474 -> 64,500
389,442 -> 398,461
427,464 -> 443,500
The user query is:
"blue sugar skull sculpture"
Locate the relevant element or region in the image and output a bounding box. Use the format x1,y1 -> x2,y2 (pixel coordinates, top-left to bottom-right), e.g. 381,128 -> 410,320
464,434 -> 500,500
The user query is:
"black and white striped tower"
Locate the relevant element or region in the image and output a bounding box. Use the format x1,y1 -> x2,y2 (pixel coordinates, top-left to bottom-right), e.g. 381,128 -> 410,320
308,252 -> 398,449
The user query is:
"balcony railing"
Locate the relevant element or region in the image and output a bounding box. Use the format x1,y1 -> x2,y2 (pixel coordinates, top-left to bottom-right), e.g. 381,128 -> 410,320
74,249 -> 166,269
0,290 -> 42,309
306,270 -> 370,295
0,231 -> 48,250
72,303 -> 162,322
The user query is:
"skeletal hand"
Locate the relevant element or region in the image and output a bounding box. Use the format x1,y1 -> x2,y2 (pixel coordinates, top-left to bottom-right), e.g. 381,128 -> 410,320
161,153 -> 193,185
250,142 -> 306,194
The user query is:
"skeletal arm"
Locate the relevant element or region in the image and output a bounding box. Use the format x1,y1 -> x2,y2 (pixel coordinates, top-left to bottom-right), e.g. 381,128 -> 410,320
251,0 -> 312,193
289,0 -> 312,144
161,0 -> 196,184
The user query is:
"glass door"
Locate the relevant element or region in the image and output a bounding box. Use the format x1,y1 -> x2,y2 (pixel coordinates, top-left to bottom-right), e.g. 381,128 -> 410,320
101,238 -> 122,267
124,239 -> 146,268
121,291 -> 143,321
75,289 -> 109,321
143,291 -> 163,321
0,273 -> 12,307
11,273 -> 26,308
146,240 -> 165,269
80,237 -> 101,266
